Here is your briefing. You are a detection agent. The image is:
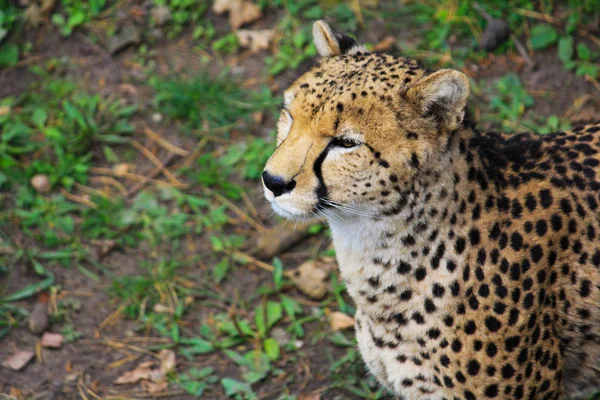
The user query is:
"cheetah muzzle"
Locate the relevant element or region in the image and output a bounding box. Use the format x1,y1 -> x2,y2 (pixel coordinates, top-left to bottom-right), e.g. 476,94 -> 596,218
262,20 -> 600,400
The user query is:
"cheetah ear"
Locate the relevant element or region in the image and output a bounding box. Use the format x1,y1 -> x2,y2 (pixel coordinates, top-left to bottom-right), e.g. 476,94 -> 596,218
312,20 -> 367,57
405,69 -> 471,132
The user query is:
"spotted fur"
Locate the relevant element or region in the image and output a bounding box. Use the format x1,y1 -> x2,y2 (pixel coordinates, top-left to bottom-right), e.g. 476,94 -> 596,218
262,21 -> 600,399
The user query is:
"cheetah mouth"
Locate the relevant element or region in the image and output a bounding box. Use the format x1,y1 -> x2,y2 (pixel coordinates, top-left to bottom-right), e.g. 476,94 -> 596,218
264,188 -> 319,221
270,201 -> 313,220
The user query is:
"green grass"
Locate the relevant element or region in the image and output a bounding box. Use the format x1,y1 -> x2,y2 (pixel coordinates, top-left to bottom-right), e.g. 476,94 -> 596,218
151,72 -> 277,129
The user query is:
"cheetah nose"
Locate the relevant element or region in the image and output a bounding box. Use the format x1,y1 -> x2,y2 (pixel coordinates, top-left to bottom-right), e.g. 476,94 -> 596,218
262,171 -> 296,197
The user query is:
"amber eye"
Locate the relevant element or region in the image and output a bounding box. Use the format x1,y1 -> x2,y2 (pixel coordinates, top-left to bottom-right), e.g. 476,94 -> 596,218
333,137 -> 359,148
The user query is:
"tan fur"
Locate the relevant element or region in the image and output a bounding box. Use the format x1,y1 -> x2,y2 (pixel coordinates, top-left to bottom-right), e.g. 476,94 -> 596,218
263,21 -> 600,399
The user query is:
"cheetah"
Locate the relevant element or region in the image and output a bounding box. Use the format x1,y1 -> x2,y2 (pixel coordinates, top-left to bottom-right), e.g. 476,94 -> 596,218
262,21 -> 600,399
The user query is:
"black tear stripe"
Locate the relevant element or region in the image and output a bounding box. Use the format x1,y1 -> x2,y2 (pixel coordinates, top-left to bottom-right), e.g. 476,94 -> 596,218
314,143 -> 334,210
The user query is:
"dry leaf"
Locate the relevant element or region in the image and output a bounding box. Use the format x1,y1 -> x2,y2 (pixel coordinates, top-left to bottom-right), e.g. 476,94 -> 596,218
141,380 -> 168,394
252,111 -> 264,123
115,361 -> 163,384
2,350 -> 35,371
159,349 -> 175,374
329,311 -> 355,331
286,260 -> 330,299
0,105 -> 10,116
119,84 -> 138,96
114,163 -> 132,176
236,29 -> 274,52
9,387 -> 23,398
213,0 -> 262,30
41,332 -> 64,348
115,357 -> 169,386
153,304 -> 174,314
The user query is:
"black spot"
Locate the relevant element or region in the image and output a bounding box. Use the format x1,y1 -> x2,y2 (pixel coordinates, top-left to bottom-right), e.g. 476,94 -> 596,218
469,228 -> 481,245
484,384 -> 499,398
451,339 -> 462,352
530,245 -> 543,263
410,153 -> 419,168
523,293 -> 534,309
485,316 -> 501,332
550,214 -> 563,231
432,283 -> 445,297
450,281 -> 460,296
580,280 -> 591,297
412,312 -> 425,324
504,336 -> 521,352
466,360 -> 480,375
539,189 -> 553,208
397,261 -> 412,275
486,342 -> 497,357
443,315 -> 454,328
510,232 -> 523,251
455,237 -> 466,254
427,328 -> 441,339
446,259 -> 457,272
512,199 -> 523,218
367,276 -> 380,288
424,298 -> 436,313
464,320 -> 477,334
525,193 -> 536,211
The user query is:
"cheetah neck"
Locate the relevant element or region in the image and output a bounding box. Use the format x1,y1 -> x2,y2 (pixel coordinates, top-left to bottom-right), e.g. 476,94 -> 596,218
328,127 -> 494,327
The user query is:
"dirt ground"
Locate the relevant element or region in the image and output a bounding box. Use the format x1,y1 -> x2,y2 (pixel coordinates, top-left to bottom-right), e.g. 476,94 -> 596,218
1,3 -> 600,400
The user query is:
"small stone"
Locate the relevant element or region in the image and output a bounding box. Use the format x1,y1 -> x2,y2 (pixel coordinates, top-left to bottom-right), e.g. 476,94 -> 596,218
294,340 -> 304,349
151,5 -> 172,26
153,303 -> 174,314
2,350 -> 34,371
29,302 -> 49,334
270,327 -> 290,346
151,113 -> 163,123
286,260 -> 331,300
41,332 -> 64,348
480,19 -> 510,51
31,174 -> 51,194
106,24 -> 142,54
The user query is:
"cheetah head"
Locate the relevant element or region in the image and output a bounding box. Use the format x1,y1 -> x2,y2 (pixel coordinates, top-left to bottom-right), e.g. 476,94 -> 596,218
263,21 -> 471,221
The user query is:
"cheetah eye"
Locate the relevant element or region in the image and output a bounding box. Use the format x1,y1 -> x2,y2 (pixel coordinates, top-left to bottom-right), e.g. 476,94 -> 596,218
332,137 -> 360,149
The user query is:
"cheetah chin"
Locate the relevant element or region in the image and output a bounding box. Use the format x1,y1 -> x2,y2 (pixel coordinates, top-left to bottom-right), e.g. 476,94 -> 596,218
262,20 -> 600,400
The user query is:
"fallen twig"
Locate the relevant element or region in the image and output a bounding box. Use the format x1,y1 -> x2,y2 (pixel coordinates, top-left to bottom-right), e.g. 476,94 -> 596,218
511,35 -> 536,69
91,167 -> 186,188
206,188 -> 266,232
89,176 -> 128,196
80,339 -> 160,358
125,153 -> 179,198
143,126 -> 189,156
60,189 -> 98,208
130,140 -> 184,186
227,249 -> 275,272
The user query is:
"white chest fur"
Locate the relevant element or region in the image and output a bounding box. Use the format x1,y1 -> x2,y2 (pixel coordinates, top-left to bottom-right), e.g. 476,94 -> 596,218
328,216 -> 465,398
